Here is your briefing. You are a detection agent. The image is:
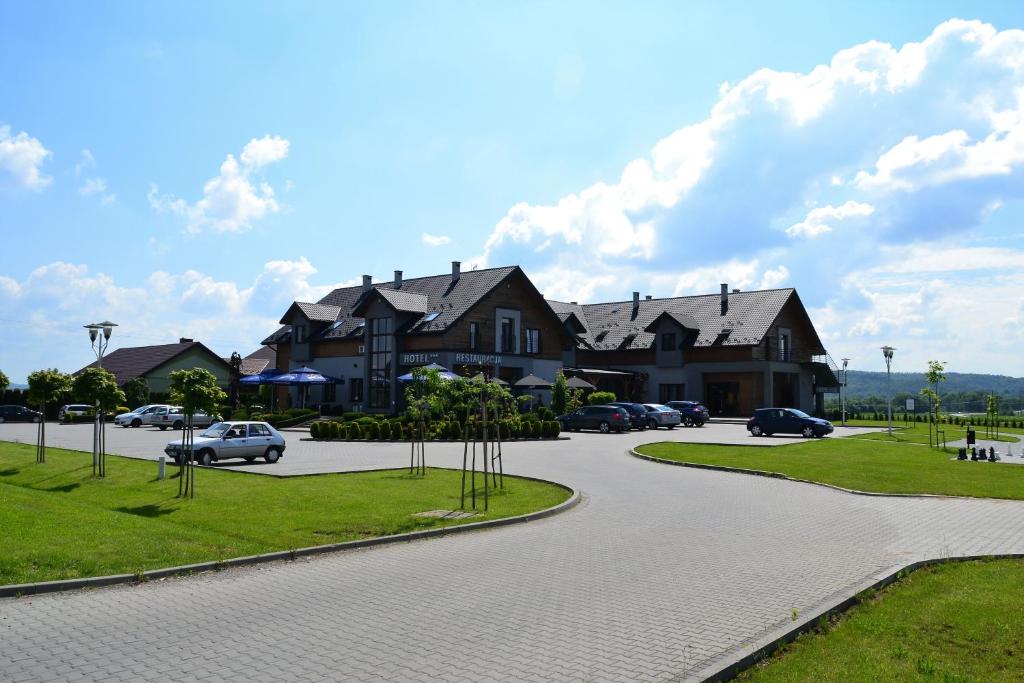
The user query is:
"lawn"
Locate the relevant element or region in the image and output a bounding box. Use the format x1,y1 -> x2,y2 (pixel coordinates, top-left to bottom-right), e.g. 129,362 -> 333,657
738,559 -> 1024,682
846,420 -> 1020,445
634,438 -> 1024,500
0,442 -> 571,586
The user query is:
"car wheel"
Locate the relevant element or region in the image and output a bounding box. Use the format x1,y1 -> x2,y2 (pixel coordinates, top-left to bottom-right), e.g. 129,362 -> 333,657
598,421 -> 610,434
172,421 -> 184,430
667,425 -> 676,430
131,418 -> 141,428
683,416 -> 694,427
0,417 -> 5,423
264,447 -> 281,464
750,425 -> 763,436
158,426 -> 167,431
244,456 -> 256,463
198,450 -> 214,466
648,419 -> 658,430
801,426 -> 815,438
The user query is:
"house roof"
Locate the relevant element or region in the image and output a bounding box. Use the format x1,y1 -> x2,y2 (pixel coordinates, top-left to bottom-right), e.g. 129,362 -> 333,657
263,266 -> 522,344
548,288 -> 811,351
239,345 -> 277,376
280,301 -> 342,325
353,287 -> 429,316
77,340 -> 231,385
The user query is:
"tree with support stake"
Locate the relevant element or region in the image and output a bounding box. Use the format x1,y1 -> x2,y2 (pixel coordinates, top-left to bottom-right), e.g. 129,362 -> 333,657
920,360 -> 946,448
169,368 -> 227,499
72,368 -> 125,478
409,400 -> 427,476
460,386 -> 505,512
27,369 -> 72,464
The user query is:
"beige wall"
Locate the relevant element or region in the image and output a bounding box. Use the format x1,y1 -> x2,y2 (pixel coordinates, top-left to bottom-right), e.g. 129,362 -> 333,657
143,347 -> 231,392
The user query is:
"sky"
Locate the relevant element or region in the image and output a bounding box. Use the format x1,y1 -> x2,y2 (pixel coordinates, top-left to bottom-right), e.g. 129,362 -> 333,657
2,1 -> 1024,383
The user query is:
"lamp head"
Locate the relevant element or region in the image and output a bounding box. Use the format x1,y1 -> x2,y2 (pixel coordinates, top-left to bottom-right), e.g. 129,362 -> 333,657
84,323 -> 101,343
881,345 -> 895,360
100,321 -> 117,339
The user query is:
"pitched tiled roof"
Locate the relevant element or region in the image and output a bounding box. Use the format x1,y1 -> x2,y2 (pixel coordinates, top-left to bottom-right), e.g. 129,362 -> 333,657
285,301 -> 343,323
239,345 -> 277,375
547,288 -> 800,351
360,287 -> 429,315
78,341 -> 230,384
263,266 -> 520,344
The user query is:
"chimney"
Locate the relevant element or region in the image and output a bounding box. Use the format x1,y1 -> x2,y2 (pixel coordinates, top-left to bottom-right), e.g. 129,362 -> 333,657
179,337 -> 193,344
632,291 -> 640,309
362,274 -> 372,293
394,270 -> 403,289
732,288 -> 740,293
451,260 -> 461,282
645,295 -> 652,300
720,283 -> 729,316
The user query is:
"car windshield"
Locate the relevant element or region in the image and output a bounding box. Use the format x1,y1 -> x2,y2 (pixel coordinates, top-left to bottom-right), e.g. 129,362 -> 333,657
788,409 -> 811,418
201,423 -> 231,437
645,405 -> 670,412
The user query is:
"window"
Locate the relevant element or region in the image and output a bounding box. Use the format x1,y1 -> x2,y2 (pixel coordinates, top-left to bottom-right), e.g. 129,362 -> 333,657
350,378 -> 364,403
293,324 -> 306,343
368,317 -> 393,408
249,424 -> 270,437
659,384 -> 685,403
469,322 -> 478,351
779,328 -> 792,361
501,316 -> 516,353
661,332 -> 676,352
323,382 -> 336,402
423,311 -> 440,322
526,328 -> 541,354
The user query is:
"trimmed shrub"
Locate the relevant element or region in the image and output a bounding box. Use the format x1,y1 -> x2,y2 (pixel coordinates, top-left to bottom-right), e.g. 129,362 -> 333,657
544,420 -> 560,438
346,423 -> 360,440
365,422 -> 380,440
536,406 -> 555,421
311,422 -> 322,439
587,391 -> 616,405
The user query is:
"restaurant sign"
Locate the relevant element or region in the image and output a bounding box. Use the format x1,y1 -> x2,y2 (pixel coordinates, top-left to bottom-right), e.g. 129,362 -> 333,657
454,352 -> 502,366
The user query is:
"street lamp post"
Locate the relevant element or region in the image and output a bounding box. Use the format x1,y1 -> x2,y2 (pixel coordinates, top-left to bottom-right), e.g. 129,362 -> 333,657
881,346 -> 895,437
85,321 -> 117,477
841,358 -> 850,427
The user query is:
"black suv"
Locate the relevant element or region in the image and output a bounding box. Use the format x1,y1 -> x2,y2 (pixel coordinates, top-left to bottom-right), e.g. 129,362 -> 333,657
0,405 -> 43,423
609,402 -> 649,430
665,401 -> 710,427
747,408 -> 833,438
557,405 -> 631,433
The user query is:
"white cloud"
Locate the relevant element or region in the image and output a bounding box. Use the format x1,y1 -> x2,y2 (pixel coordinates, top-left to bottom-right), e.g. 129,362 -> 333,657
0,124 -> 51,190
74,149 -> 95,176
421,233 -> 452,247
786,201 -> 875,238
149,135 -> 290,233
75,149 -> 116,205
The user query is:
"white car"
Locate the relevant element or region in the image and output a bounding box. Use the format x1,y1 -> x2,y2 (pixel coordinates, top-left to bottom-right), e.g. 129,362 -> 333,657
164,421 -> 286,466
114,404 -> 172,428
642,404 -> 682,429
59,404 -> 94,421
155,407 -> 222,431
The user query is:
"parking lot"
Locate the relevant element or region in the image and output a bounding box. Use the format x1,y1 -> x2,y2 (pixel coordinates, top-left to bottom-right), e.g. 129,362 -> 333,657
0,420 -> 879,477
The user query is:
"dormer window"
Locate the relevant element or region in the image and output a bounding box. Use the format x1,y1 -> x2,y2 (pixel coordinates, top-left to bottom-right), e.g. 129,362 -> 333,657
423,312 -> 440,322
293,324 -> 306,344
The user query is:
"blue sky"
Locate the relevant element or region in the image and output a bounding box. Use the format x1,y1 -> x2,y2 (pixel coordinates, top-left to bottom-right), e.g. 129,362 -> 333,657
3,1 -> 1024,382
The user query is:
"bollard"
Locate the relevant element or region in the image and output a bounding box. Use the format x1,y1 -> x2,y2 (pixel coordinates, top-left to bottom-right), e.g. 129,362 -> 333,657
158,455 -> 166,480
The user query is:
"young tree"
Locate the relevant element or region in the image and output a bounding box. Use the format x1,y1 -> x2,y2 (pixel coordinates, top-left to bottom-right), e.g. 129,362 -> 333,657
123,376 -> 150,409
228,351 -> 242,408
73,368 -> 126,477
0,369 -> 9,396
26,369 -> 72,464
169,368 -> 227,499
566,388 -> 584,414
551,371 -> 569,416
921,360 -> 947,448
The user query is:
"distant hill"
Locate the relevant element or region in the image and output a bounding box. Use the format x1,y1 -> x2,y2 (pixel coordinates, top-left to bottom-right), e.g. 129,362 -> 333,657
844,371 -> 1024,399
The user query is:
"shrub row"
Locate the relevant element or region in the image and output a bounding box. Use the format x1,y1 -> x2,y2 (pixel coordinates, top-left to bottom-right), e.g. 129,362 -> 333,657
258,409 -> 319,428
310,419 -> 561,441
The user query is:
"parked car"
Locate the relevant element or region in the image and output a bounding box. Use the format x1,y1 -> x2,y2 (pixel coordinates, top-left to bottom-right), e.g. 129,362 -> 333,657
665,400 -> 710,427
156,407 -> 222,431
164,421 -> 286,466
641,404 -> 682,429
609,402 -> 649,430
0,405 -> 43,423
747,408 -> 834,438
58,404 -> 94,421
115,404 -> 169,427
557,405 -> 631,433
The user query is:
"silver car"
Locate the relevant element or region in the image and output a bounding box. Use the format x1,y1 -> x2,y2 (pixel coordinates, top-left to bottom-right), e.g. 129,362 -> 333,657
164,421 -> 286,466
155,407 -> 222,431
115,404 -> 170,427
641,403 -> 682,429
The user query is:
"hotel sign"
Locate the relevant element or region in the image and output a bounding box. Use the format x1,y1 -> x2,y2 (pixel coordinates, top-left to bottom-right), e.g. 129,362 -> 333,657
454,352 -> 502,366
400,352 -> 440,366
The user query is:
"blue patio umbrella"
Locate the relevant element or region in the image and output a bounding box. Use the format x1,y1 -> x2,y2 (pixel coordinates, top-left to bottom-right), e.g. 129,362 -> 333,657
398,362 -> 459,382
239,368 -> 284,385
270,366 -> 342,409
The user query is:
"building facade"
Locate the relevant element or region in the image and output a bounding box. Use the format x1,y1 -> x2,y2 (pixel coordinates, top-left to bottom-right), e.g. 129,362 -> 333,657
265,264 -> 839,416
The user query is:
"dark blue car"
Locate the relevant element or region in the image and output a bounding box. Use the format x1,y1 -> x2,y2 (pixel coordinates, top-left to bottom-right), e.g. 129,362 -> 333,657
665,401 -> 709,427
747,408 -> 833,438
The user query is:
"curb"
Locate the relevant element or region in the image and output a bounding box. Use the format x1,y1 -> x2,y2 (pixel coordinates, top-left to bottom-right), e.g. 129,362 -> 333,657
690,553 -> 1024,682
0,477 -> 581,600
628,448 -> 1019,501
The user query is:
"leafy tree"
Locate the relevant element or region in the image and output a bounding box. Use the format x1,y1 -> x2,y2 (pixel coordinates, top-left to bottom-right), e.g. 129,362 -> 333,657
566,388 -> 584,413
920,360 -> 947,448
26,369 -> 72,464
0,369 -> 9,395
169,368 -> 227,498
73,368 -> 126,477
228,351 -> 243,407
551,370 -> 569,416
123,376 -> 150,409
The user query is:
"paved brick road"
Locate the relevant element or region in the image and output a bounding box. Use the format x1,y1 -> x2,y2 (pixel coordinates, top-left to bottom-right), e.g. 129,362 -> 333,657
3,424 -> 1024,681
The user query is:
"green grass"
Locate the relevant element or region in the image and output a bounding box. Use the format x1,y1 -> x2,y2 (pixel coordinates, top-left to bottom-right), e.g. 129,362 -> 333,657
848,421 -> 1019,445
738,559 -> 1024,682
843,418 -> 1024,439
0,442 -> 570,586
635,438 -> 1024,500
